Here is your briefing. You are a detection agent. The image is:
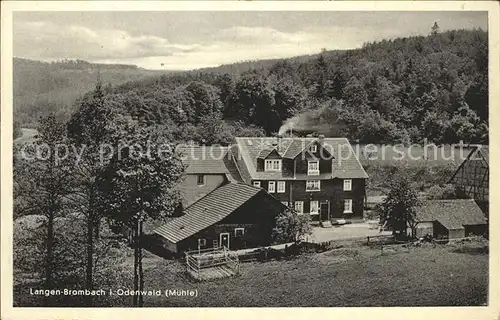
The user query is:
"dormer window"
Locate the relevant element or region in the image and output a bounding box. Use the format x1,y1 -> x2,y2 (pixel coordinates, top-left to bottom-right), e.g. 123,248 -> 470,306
308,161 -> 319,175
310,145 -> 317,153
265,159 -> 282,172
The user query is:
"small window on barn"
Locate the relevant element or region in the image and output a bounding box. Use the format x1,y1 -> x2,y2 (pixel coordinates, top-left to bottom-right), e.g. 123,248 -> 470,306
253,181 -> 261,188
197,174 -> 205,186
198,238 -> 206,247
235,228 -> 245,237
310,145 -> 317,153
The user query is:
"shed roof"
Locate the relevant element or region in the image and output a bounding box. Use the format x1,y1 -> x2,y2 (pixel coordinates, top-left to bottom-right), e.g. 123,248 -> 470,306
154,183 -> 267,243
416,199 -> 487,230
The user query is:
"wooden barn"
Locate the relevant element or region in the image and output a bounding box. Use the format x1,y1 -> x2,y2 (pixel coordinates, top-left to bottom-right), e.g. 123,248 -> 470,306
153,182 -> 285,253
449,145 -> 489,216
412,200 -> 487,239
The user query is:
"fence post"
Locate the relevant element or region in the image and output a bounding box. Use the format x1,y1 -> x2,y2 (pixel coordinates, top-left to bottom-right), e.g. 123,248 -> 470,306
197,257 -> 200,279
367,237 -> 370,245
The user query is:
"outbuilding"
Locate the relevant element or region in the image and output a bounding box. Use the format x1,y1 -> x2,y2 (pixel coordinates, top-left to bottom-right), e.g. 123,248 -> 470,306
412,199 -> 487,239
153,182 -> 285,253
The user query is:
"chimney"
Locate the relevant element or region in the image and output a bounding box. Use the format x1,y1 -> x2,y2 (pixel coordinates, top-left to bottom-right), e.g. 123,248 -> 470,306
277,135 -> 283,153
318,134 -> 325,145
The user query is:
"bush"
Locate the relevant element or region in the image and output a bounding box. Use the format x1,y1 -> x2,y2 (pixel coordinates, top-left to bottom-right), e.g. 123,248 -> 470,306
272,209 -> 313,244
427,184 -> 458,199
427,185 -> 444,199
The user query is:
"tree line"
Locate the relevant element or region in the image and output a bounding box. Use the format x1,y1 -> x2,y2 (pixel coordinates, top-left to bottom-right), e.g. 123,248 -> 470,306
104,26 -> 488,145
15,27 -> 488,146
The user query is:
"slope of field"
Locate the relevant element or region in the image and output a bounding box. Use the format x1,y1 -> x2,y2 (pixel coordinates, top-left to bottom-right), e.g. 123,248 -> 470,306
13,58 -> 167,126
139,245 -> 487,307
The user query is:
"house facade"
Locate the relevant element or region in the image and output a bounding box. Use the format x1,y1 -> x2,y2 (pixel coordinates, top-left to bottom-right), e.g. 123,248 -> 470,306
232,135 -> 368,223
178,146 -> 243,208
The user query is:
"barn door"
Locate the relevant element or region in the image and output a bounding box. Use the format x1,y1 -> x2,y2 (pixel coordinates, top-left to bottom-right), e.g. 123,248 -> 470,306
220,233 -> 230,249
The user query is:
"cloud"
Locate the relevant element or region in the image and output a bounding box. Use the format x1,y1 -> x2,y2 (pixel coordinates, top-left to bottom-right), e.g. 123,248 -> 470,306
13,13 -> 488,71
14,21 -> 199,60
212,26 -> 312,45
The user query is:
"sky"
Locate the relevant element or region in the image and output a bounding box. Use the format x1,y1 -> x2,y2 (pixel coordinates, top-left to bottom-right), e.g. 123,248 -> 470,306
14,11 -> 488,70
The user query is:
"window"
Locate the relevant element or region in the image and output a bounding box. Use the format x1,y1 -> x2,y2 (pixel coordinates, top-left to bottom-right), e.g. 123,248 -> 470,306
253,181 -> 261,188
294,201 -> 304,214
343,179 -> 352,191
308,161 -> 319,175
197,174 -> 205,186
265,159 -> 282,172
234,228 -> 245,237
213,240 -> 218,248
306,180 -> 321,192
344,199 -> 353,213
310,201 -> 319,215
310,145 -> 317,153
268,181 -> 276,193
277,181 -> 286,193
198,238 -> 206,247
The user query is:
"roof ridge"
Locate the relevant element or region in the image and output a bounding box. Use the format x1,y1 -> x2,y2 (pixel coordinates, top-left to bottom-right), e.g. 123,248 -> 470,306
424,199 -> 475,202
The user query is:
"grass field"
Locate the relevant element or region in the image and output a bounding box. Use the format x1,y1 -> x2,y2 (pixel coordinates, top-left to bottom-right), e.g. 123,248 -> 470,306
140,244 -> 488,307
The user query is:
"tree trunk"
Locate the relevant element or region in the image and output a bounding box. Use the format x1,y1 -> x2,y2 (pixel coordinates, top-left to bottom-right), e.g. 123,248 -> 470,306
85,215 -> 94,307
138,220 -> 144,307
133,222 -> 139,307
44,210 -> 54,306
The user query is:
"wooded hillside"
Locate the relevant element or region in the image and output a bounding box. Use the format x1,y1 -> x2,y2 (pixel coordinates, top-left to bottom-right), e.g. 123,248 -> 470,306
13,58 -> 167,128
15,28 -> 488,145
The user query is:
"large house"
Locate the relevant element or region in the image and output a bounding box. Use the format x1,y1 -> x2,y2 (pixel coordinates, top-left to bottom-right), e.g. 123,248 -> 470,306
230,135 -> 368,223
152,135 -> 368,252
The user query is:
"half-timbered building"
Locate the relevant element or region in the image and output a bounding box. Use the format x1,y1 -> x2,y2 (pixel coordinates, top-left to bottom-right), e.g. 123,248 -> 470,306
449,145 -> 489,216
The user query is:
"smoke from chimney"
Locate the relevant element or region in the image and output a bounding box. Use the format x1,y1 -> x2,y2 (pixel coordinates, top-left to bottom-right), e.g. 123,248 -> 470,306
278,108 -> 347,137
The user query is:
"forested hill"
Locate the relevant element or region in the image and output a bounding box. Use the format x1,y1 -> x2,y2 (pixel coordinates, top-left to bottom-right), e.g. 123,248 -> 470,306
107,28 -> 487,145
17,28 -> 488,146
13,58 -> 167,128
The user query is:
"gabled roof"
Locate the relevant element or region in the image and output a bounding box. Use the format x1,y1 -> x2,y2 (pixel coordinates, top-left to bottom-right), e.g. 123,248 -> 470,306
476,145 -> 489,165
281,140 -> 313,159
449,144 -> 489,185
416,199 -> 487,230
234,137 -> 368,180
154,183 -> 270,243
179,146 -> 230,174
257,149 -> 274,159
